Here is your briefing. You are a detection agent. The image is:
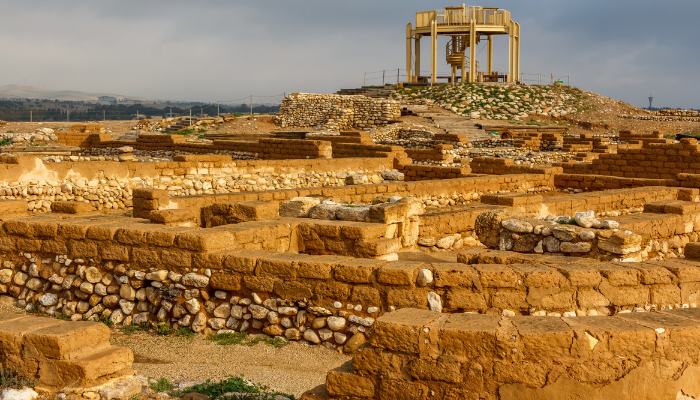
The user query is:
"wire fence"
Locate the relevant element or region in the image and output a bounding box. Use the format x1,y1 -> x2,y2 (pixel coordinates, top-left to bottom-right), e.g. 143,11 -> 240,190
0,93 -> 287,122
519,73 -> 570,86
363,69 -> 570,87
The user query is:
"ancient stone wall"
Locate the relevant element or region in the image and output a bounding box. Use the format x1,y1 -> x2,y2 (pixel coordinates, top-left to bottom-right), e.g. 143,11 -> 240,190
0,155 -> 393,213
0,313 -> 133,389
274,93 -> 401,131
559,138 -> 700,180
401,164 -> 471,181
5,213 -> 700,352
315,308 -> 700,400
139,174 -> 553,224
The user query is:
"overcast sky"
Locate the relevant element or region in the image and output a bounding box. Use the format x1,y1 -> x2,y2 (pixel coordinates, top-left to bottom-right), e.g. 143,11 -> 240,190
1,0 -> 697,108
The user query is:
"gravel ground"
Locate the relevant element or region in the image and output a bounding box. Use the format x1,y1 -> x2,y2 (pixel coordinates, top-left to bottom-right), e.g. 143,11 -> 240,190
110,331 -> 350,398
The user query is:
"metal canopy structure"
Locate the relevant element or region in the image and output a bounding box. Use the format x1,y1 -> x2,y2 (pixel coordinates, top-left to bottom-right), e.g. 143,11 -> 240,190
406,5 -> 520,84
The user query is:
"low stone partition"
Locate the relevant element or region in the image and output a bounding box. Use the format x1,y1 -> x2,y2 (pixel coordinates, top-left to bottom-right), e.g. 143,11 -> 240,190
401,164 -> 471,181
0,312 -> 133,389
471,157 -> 563,177
0,155 -> 394,213
310,308 -> 700,400
404,145 -> 454,163
557,138 -> 700,180
92,135 -> 334,160
475,209 -> 648,261
140,174 -> 553,224
273,93 -> 401,131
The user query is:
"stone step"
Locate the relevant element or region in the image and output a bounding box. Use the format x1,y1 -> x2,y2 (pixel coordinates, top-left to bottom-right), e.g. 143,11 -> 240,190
56,345 -> 134,386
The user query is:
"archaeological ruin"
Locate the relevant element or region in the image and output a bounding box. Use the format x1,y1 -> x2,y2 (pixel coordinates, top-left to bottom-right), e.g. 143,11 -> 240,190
1,5 -> 700,400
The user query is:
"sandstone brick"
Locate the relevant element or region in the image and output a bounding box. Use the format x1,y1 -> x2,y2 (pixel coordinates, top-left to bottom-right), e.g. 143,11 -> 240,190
377,261 -> 423,286
432,263 -> 479,288
334,259 -> 384,283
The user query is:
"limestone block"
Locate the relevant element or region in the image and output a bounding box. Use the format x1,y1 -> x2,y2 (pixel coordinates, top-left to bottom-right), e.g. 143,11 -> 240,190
279,197 -> 321,218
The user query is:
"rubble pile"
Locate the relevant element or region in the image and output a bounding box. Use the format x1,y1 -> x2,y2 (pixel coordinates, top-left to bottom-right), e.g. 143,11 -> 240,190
274,93 -> 401,131
394,83 -> 580,120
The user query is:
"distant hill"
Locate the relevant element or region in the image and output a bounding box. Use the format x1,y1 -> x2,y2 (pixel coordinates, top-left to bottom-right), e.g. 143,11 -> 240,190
0,84 -> 147,102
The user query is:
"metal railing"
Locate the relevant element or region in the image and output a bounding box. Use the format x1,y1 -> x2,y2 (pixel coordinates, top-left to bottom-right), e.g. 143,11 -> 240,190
520,73 -> 570,86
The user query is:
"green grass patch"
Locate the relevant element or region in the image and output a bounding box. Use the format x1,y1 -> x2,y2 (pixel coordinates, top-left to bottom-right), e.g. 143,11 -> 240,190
169,375 -> 296,400
55,313 -> 70,321
123,323 -> 151,335
149,377 -> 176,393
0,367 -> 36,390
154,320 -> 175,336
175,327 -> 196,338
0,138 -> 10,146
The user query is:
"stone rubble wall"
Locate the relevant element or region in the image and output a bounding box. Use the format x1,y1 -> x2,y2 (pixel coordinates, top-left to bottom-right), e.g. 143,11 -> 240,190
142,174 -> 554,225
314,307 -> 700,400
0,155 -> 392,213
6,214 -> 700,354
67,134 -> 335,160
273,93 -> 401,131
475,209 -> 649,262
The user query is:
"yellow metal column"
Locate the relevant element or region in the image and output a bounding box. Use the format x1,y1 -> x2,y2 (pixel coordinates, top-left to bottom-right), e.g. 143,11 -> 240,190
430,20 -> 437,84
514,22 -> 520,82
508,21 -> 514,82
460,35 -> 466,83
406,23 -> 413,83
469,19 -> 476,83
415,35 -> 421,81
487,35 -> 493,74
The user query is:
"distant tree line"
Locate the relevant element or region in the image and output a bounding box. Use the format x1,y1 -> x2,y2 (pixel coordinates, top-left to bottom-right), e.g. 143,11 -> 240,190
0,99 -> 280,122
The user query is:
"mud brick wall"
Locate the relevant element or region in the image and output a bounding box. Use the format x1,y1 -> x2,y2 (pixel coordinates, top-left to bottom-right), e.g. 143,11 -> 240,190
55,132 -> 95,147
318,308 -> 700,400
274,93 -> 401,131
559,138 -> 700,179
404,145 -> 454,163
401,164 -> 471,181
331,143 -> 407,159
154,174 -> 554,225
470,157 -> 563,177
89,134 -> 335,160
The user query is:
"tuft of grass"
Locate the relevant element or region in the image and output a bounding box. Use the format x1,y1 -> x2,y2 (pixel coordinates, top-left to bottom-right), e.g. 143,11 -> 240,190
27,304 -> 43,314
149,377 -> 176,393
0,138 -> 11,146
55,313 -> 70,321
123,323 -> 151,335
175,327 -> 196,339
169,375 -> 296,400
154,320 -> 175,336
99,314 -> 114,328
0,367 -> 36,390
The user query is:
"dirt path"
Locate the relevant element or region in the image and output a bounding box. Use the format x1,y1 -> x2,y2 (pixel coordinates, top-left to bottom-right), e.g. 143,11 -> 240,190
110,331 -> 350,397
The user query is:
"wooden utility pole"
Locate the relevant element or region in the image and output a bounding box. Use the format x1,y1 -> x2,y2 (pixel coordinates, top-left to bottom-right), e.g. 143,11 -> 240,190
250,95 -> 253,116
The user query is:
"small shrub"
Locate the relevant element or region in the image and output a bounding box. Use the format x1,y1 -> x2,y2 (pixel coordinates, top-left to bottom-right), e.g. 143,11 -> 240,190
55,313 -> 70,321
0,367 -> 36,389
99,314 -> 114,328
154,320 -> 174,336
175,327 -> 195,339
170,375 -> 296,400
123,323 -> 150,335
149,377 -> 176,393
0,138 -> 11,146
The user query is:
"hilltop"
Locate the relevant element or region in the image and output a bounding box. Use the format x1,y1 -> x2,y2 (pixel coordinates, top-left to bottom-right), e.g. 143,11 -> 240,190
393,83 -> 699,137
